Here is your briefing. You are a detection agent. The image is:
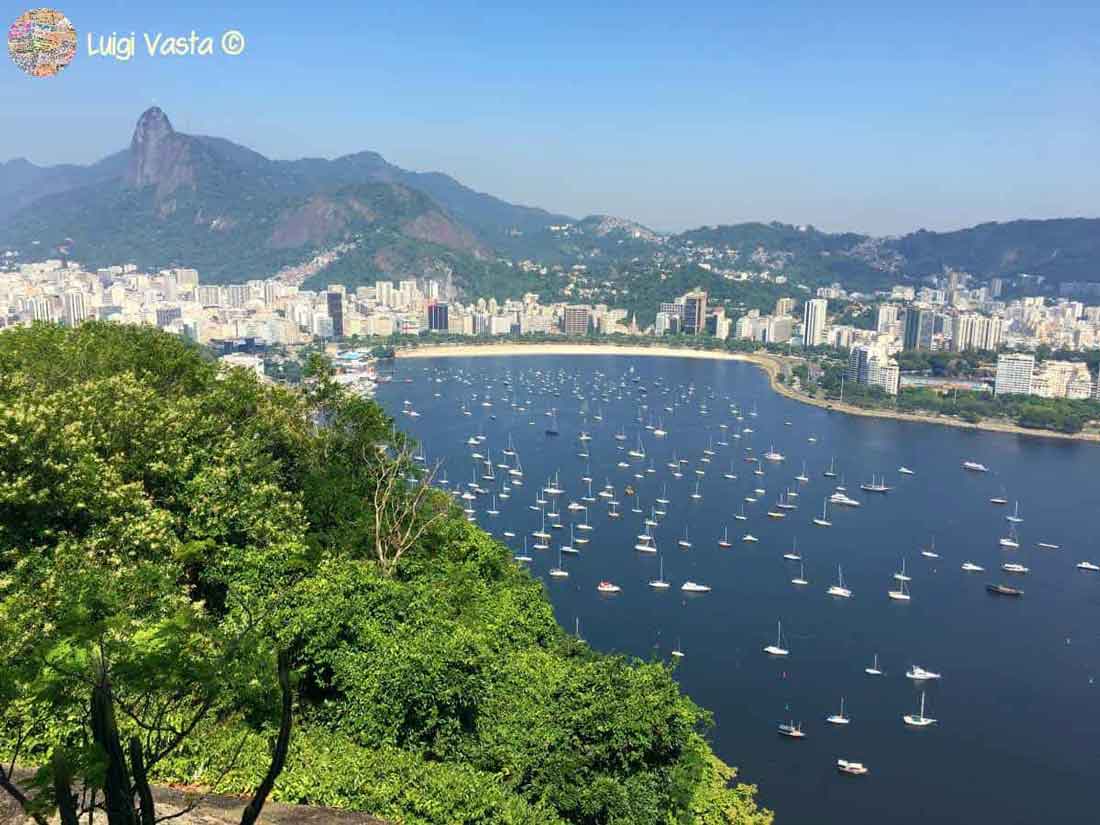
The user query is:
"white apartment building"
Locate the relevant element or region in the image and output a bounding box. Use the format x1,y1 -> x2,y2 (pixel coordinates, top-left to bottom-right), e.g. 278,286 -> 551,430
994,353 -> 1035,396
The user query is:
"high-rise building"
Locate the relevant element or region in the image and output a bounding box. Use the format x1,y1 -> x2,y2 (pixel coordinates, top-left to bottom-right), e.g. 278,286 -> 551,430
876,304 -> 900,333
682,291 -> 707,335
802,298 -> 827,347
562,305 -> 591,336
428,302 -> 449,332
995,353 -> 1035,397
62,291 -> 88,327
847,345 -> 899,395
903,308 -> 934,350
775,297 -> 796,317
326,291 -> 345,338
953,313 -> 1003,352
155,307 -> 182,328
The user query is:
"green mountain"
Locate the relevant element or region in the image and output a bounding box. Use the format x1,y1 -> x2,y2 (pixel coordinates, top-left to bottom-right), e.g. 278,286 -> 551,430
2,109 -> 1098,296
0,108 -> 538,287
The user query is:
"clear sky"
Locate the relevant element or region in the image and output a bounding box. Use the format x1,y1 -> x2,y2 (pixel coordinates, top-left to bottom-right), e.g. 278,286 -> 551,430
3,0 -> 1099,235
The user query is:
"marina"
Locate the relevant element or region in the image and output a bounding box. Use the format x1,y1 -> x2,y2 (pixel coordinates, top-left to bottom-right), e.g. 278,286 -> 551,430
377,352 -> 1100,825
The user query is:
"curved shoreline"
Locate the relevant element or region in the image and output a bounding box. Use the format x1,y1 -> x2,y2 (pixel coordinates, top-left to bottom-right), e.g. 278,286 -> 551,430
394,342 -> 1100,444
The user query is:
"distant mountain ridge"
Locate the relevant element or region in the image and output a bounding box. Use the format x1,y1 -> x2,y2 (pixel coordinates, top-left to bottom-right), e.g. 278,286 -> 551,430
1,108 -> 1098,293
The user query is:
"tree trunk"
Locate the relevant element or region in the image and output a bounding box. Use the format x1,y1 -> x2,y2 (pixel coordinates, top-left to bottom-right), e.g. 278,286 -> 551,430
90,681 -> 136,825
52,752 -> 80,825
128,738 -> 156,825
239,651 -> 293,825
0,766 -> 49,825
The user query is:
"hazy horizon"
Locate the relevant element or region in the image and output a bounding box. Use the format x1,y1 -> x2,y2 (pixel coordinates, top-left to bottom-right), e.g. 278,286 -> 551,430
4,1 -> 1098,235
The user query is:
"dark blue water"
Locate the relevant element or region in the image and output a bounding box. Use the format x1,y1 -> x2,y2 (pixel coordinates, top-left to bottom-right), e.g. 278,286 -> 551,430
375,354 -> 1100,824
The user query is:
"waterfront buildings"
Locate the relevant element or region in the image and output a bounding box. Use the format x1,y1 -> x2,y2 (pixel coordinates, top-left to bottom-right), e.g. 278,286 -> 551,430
847,345 -> 900,395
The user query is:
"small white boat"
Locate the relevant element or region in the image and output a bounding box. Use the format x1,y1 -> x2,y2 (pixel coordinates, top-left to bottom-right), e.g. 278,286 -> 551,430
961,561 -> 984,572
1006,501 -> 1024,524
906,665 -> 941,681
812,499 -> 832,527
597,580 -> 622,594
962,461 -> 989,472
864,654 -> 882,676
763,620 -> 789,656
1002,562 -> 1029,574
678,527 -> 692,549
837,759 -> 868,776
1076,561 -> 1100,572
888,580 -> 911,601
903,691 -> 937,727
827,565 -> 852,598
791,562 -> 808,586
777,721 -> 805,738
681,581 -> 712,593
1037,542 -> 1060,550
649,557 -> 671,589
743,534 -> 759,543
826,697 -> 850,725
898,466 -> 915,475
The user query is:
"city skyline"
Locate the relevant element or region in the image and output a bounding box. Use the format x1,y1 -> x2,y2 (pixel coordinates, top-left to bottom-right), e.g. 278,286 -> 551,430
3,1 -> 1099,235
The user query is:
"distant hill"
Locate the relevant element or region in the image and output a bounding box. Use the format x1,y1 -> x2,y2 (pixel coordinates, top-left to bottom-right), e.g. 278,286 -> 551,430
0,108 -> 564,288
1,109 -> 1098,294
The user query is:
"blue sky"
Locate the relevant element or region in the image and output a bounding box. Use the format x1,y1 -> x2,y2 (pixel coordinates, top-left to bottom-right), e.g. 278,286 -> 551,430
3,0 -> 1099,234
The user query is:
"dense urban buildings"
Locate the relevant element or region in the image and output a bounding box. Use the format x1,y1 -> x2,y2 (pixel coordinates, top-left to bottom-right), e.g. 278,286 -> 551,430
1,259 -> 1098,400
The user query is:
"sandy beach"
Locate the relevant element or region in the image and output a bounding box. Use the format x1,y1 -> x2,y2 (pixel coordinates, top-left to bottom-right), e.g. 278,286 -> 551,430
395,342 -> 1100,444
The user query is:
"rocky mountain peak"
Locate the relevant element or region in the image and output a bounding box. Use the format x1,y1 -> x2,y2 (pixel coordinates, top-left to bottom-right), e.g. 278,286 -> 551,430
125,107 -> 195,199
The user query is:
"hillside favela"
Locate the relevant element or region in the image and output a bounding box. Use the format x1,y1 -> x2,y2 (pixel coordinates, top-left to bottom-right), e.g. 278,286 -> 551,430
3,5 -> 1100,825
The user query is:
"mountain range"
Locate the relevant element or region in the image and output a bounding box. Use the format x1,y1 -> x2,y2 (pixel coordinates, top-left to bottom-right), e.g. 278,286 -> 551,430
2,107 -> 1098,296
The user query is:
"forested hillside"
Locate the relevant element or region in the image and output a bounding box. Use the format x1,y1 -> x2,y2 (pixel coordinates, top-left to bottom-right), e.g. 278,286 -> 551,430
0,323 -> 770,825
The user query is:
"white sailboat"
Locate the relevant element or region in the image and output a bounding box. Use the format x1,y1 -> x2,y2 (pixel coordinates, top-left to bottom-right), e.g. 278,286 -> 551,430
812,499 -> 832,527
888,579 -> 911,601
827,565 -> 852,598
763,620 -> 789,656
826,697 -> 850,725
548,549 -> 568,578
865,654 -> 882,676
903,691 -> 936,727
791,562 -> 808,586
718,527 -> 732,548
678,527 -> 692,549
648,556 -> 671,589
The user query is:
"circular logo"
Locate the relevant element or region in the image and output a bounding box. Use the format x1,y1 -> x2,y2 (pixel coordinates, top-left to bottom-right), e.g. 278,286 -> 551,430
8,8 -> 77,78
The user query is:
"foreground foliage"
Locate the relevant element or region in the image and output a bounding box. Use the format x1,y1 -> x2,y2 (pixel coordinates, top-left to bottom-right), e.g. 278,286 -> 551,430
0,323 -> 770,825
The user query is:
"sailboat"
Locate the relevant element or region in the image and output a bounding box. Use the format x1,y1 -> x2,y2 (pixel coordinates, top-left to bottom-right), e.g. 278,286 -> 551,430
487,496 -> 500,516
888,579 -> 911,601
648,556 -> 671,589
920,537 -> 940,559
678,527 -> 692,549
894,558 -> 911,582
865,654 -> 882,676
735,503 -> 748,521
763,620 -> 789,656
826,697 -> 850,725
827,565 -> 852,598
791,562 -> 808,586
514,537 -> 533,563
718,527 -> 732,548
561,525 -> 579,555
548,549 -> 568,578
824,457 -> 838,478
796,461 -> 809,483
999,526 -> 1020,549
903,691 -> 936,727
1006,501 -> 1024,524
724,462 -> 737,480
813,499 -> 832,527
691,480 -> 702,500
628,434 -> 646,459
783,538 -> 801,561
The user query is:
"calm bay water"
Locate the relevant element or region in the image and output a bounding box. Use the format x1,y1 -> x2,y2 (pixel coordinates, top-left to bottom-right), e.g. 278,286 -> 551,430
375,353 -> 1100,824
